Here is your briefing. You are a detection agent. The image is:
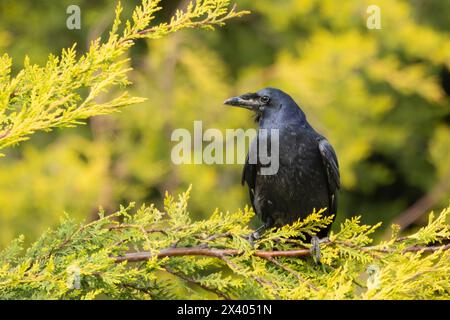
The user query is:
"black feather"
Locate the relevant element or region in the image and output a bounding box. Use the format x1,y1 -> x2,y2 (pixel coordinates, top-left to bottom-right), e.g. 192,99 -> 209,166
238,88 -> 340,237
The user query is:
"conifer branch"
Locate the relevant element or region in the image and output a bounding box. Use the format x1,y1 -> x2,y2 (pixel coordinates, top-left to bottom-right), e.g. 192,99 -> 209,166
264,256 -> 319,291
113,242 -> 450,262
164,265 -> 231,300
1,189 -> 448,299
0,0 -> 248,155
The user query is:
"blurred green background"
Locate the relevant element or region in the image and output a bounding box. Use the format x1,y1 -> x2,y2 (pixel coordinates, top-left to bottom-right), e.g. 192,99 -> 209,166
0,0 -> 449,246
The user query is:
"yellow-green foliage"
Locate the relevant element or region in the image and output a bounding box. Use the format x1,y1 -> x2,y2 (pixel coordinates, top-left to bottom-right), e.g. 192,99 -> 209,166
0,0 -> 247,154
0,0 -> 449,300
0,0 -> 449,249
0,189 -> 448,299
0,0 -> 248,245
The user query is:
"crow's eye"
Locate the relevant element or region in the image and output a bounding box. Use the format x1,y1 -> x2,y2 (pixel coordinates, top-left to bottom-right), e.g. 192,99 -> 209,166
260,95 -> 270,104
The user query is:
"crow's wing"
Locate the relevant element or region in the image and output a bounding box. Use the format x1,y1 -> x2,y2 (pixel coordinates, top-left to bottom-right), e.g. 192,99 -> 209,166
318,138 -> 340,215
242,140 -> 258,207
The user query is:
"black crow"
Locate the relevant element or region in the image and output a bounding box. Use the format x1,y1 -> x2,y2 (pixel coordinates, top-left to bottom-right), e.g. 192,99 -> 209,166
224,88 -> 340,259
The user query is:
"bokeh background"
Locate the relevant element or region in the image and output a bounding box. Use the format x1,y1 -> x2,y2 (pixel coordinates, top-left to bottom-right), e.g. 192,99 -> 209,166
0,0 -> 449,246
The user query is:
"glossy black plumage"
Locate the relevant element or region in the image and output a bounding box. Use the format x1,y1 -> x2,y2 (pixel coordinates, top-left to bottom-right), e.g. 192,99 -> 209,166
225,88 -> 340,237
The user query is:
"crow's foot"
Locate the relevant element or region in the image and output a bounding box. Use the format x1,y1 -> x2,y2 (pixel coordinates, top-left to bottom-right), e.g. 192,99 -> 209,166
246,231 -> 261,247
244,223 -> 268,247
310,236 -> 329,265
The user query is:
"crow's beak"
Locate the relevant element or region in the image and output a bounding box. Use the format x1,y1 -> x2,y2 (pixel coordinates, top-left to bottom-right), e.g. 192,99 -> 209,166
224,93 -> 260,111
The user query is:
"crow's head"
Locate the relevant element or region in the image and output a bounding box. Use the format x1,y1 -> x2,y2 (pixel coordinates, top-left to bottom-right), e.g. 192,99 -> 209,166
224,87 -> 304,123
